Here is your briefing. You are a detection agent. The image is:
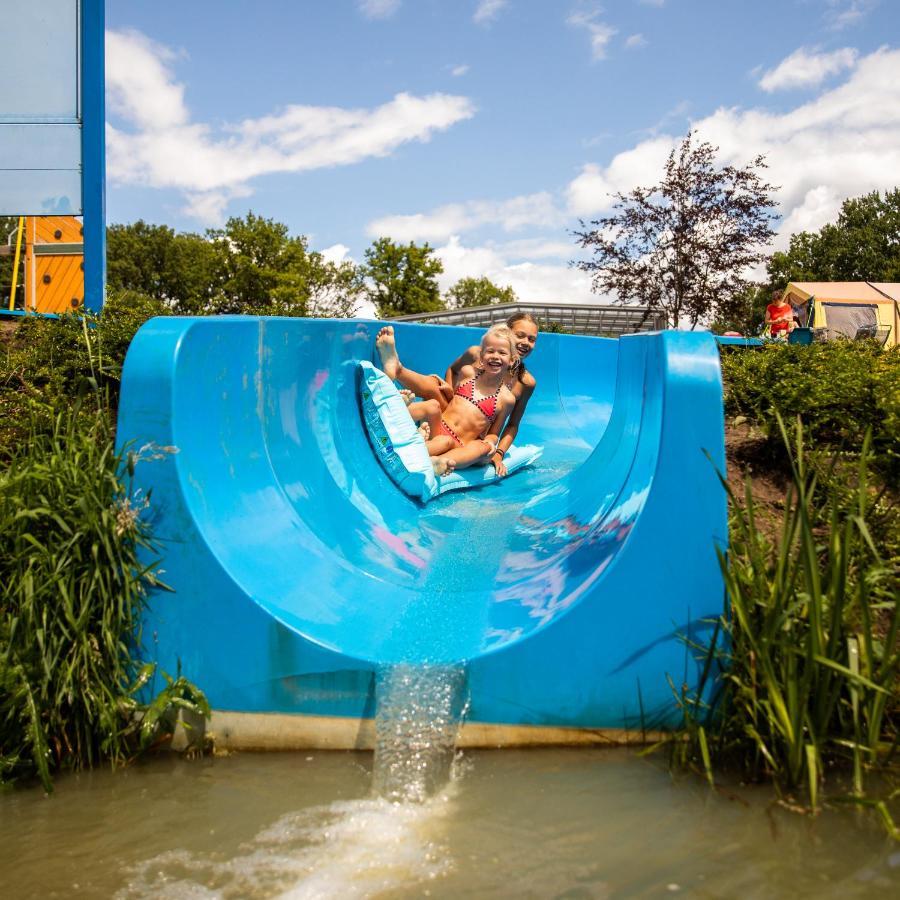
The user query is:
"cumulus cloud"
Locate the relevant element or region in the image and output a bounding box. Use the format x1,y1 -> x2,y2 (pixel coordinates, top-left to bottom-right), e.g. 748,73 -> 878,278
358,0 -> 401,20
625,34 -> 648,50
474,0 -> 509,25
758,46 -> 858,92
105,29 -> 474,223
567,8 -> 617,61
434,236 -> 596,303
450,64 -> 470,77
366,192 -> 565,242
565,47 -> 900,247
359,46 -> 900,305
320,243 -> 351,265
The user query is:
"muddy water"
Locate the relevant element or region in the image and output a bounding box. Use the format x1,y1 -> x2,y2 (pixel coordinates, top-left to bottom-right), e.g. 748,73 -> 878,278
1,749 -> 897,899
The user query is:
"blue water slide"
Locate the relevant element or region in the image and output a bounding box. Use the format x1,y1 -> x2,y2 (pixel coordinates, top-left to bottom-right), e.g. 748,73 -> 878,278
117,316 -> 726,742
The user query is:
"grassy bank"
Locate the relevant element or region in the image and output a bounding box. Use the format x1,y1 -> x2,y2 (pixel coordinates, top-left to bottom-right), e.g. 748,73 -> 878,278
1,297 -> 209,790
666,342 -> 899,834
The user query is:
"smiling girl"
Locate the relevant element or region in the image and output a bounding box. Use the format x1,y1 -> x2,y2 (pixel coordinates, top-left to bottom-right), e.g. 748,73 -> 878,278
375,313 -> 539,477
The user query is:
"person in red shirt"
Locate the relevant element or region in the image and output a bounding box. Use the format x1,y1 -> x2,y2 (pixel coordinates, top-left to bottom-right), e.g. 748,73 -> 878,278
765,290 -> 795,339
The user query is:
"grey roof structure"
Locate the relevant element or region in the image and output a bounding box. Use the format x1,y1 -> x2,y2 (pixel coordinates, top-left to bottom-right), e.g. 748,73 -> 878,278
390,301 -> 666,337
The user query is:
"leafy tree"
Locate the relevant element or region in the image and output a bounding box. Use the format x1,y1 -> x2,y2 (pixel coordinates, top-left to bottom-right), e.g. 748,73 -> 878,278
445,276 -> 517,309
107,213 -> 363,317
709,282 -> 770,336
573,132 -> 778,328
107,220 -> 218,313
768,189 -> 900,286
362,237 -> 444,318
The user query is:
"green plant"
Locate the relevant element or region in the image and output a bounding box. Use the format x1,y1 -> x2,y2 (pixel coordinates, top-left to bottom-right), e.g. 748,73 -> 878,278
117,664 -> 212,757
662,419 -> 899,832
0,400 -> 204,790
721,341 -> 900,479
0,289 -> 169,460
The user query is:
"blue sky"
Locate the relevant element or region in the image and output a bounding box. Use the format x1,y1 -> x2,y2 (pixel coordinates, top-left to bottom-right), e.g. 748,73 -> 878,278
105,1 -> 900,310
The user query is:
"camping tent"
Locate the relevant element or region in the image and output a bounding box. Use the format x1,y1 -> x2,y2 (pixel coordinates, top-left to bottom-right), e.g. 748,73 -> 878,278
783,282 -> 899,347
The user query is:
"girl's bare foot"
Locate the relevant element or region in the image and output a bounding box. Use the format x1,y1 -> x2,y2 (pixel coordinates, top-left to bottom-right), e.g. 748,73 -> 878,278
376,326 -> 401,380
417,422 -> 431,441
431,456 -> 456,477
399,388 -> 415,406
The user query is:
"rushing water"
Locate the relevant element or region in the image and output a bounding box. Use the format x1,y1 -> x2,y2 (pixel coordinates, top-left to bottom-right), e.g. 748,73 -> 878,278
371,664 -> 468,804
1,748 -> 898,898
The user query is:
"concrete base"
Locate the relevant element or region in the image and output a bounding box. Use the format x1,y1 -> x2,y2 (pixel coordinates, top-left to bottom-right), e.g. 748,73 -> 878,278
208,710 -> 666,751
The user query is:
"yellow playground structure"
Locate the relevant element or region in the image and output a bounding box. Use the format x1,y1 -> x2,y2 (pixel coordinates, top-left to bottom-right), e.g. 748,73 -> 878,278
5,216 -> 85,315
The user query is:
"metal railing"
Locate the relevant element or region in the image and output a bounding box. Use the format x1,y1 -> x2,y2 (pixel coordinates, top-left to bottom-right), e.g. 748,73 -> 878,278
390,301 -> 666,337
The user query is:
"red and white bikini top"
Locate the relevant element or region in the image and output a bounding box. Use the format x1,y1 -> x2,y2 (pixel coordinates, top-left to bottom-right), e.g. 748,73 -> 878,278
455,376 -> 500,423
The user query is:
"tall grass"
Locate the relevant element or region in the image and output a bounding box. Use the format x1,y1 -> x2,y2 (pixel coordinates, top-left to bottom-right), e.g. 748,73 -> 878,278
0,399 -> 208,790
667,419 -> 899,831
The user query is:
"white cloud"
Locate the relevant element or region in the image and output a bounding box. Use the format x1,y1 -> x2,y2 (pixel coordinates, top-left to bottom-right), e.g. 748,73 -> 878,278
758,46 -> 858,92
105,29 -> 475,224
473,1 -> 509,26
566,136 -> 673,216
565,47 -> 900,248
320,243 -> 351,265
625,34 -> 648,50
826,0 -> 878,30
366,192 -> 564,242
360,47 -> 900,306
451,64 -> 470,77
106,30 -> 188,130
434,236 -> 596,303
638,0 -> 665,6
567,8 -> 617,61
358,0 -> 401,20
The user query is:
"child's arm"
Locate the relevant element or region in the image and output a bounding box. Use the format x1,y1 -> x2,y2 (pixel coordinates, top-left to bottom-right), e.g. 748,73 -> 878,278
444,345 -> 480,387
490,381 -> 536,474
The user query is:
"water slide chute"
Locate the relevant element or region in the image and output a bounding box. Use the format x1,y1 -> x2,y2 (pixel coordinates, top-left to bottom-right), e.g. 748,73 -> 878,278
117,316 -> 726,747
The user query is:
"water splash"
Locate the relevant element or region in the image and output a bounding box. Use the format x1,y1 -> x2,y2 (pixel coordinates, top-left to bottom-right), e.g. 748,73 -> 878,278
119,792 -> 456,899
372,663 -> 468,803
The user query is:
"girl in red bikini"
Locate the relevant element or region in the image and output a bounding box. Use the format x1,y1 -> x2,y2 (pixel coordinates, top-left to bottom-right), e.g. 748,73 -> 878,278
375,314 -> 539,477
377,324 -> 518,476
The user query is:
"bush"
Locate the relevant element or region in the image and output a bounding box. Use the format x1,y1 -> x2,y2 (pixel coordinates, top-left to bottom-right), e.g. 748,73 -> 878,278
0,290 -> 168,460
721,341 -> 900,479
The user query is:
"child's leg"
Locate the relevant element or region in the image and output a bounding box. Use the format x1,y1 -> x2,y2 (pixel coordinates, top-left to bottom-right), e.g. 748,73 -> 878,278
425,434 -> 458,457
376,326 -> 453,410
437,437 -> 496,471
406,399 -> 439,423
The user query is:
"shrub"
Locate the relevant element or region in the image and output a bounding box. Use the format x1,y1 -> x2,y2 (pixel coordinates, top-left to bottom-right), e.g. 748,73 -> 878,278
721,341 -> 900,479
0,290 -> 168,460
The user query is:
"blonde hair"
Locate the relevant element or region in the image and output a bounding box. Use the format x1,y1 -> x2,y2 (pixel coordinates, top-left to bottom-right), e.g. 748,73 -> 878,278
480,324 -> 518,367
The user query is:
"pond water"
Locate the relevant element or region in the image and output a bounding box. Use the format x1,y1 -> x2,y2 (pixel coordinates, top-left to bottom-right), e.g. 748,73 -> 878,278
1,747 -> 897,899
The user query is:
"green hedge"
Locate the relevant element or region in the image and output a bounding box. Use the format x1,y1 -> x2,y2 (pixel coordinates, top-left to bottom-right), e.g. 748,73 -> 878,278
722,342 -> 900,478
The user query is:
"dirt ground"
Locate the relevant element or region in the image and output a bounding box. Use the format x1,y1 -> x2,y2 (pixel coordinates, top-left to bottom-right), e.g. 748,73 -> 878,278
0,319 -> 19,348
724,421 -> 790,539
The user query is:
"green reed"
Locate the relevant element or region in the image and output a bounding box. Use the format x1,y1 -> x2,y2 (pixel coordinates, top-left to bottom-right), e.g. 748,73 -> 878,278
0,400 -> 208,790
665,418 -> 899,831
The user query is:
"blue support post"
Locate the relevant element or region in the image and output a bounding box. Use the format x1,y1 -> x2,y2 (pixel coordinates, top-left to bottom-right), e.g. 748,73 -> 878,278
81,0 -> 106,313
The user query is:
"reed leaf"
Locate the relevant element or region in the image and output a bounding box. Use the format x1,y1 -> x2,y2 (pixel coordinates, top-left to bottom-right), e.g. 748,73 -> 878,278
662,416 -> 899,833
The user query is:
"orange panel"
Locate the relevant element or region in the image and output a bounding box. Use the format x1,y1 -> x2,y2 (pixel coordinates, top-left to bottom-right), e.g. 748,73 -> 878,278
34,256 -> 84,314
33,215 -> 84,245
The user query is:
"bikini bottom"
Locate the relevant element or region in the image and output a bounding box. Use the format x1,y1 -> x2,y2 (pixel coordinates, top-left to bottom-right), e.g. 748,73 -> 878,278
438,419 -> 463,446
